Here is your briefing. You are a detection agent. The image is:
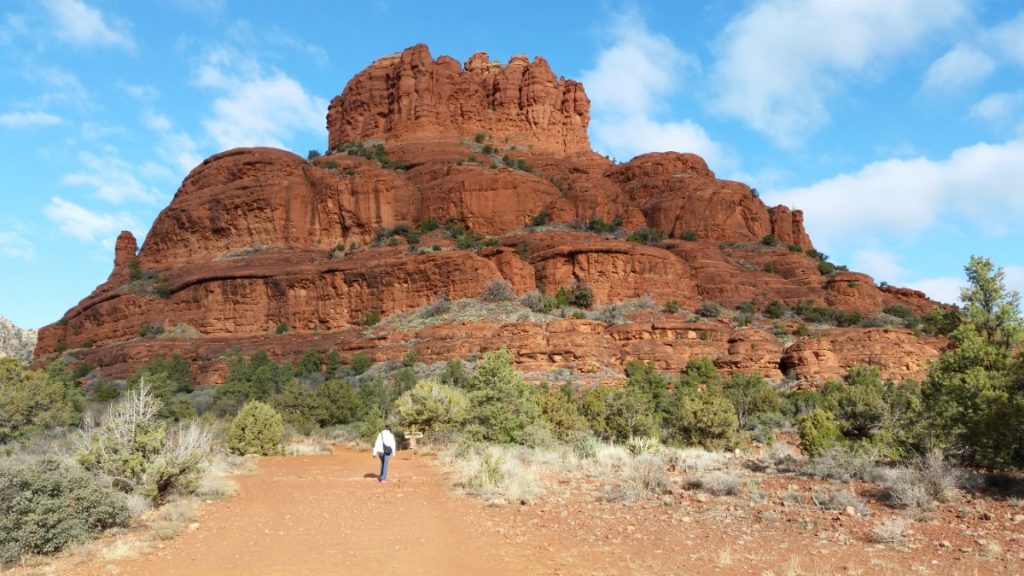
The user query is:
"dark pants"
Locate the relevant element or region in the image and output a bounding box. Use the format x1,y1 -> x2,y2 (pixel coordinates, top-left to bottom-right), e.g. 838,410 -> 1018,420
378,453 -> 390,481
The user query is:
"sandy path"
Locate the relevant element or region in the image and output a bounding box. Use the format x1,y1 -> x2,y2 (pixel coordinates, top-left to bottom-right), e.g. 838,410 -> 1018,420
70,448 -> 520,576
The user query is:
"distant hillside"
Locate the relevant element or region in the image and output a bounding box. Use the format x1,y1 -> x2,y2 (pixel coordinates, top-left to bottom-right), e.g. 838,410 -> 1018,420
0,316 -> 38,363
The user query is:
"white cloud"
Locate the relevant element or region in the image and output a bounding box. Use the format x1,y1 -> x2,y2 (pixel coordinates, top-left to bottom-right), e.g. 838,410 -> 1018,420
119,82 -> 160,100
710,0 -> 966,148
0,231 -> 35,260
143,110 -> 203,175
41,0 -> 134,51
850,248 -> 963,304
851,249 -> 908,284
63,152 -> 161,204
0,110 -> 61,128
906,276 -> 964,305
921,45 -> 995,93
970,90 -> 1024,125
583,12 -> 727,167
767,139 -> 1024,249
28,66 -> 92,110
990,11 -> 1024,66
193,46 -> 326,149
43,197 -> 138,243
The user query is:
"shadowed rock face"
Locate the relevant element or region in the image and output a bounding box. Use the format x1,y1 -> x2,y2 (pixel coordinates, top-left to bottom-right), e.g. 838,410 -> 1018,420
35,44 -> 945,385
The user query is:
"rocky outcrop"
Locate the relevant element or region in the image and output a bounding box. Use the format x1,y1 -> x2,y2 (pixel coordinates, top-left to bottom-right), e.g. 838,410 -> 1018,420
0,316 -> 37,363
328,44 -> 590,155
34,44 -> 945,386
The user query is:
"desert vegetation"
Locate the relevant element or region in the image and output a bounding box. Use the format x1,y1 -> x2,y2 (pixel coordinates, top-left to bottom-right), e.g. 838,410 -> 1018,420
2,255 -> 1022,568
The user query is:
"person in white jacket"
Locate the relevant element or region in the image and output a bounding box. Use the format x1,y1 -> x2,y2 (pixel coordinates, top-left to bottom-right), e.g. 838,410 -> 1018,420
372,425 -> 397,482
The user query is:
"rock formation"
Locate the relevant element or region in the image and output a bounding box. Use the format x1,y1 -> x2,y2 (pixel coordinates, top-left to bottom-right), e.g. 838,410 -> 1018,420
34,44 -> 947,385
0,316 -> 38,364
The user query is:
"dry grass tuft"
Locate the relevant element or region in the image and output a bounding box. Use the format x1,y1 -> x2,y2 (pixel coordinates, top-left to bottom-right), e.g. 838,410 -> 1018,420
870,516 -> 909,544
447,445 -> 545,505
147,499 -> 197,541
284,437 -> 334,456
687,472 -> 741,496
607,453 -> 669,502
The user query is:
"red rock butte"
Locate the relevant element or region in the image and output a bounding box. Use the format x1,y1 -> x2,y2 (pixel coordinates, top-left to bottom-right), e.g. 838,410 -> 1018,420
327,44 -> 590,155
35,44 -> 945,385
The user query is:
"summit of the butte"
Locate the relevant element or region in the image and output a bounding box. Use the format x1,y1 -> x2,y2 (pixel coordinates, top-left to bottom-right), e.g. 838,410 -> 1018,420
34,44 -> 945,385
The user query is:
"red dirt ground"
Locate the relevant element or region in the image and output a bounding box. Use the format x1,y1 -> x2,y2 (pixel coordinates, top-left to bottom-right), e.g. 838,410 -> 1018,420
56,447 -> 1024,576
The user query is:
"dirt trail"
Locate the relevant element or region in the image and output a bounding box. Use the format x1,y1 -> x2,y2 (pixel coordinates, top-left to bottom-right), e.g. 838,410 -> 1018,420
62,446 -> 1022,576
70,448 -> 523,576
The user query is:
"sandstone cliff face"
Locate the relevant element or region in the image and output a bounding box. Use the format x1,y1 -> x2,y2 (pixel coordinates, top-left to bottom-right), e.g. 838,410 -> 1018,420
0,316 -> 37,363
327,44 -> 590,155
35,44 -> 946,386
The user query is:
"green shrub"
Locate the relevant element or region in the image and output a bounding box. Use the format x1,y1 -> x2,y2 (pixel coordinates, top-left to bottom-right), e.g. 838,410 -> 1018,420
530,209 -> 550,227
605,386 -> 660,442
626,227 -> 665,245
764,300 -> 786,319
464,349 -> 540,444
587,216 -> 621,234
275,321 -> 289,334
818,261 -> 837,276
307,149 -> 321,160
295,349 -> 322,376
350,352 -> 372,375
797,409 -> 845,457
138,323 -> 165,338
228,400 -> 284,456
402,349 -> 420,367
535,386 -> 588,440
762,262 -> 776,273
395,380 -> 468,432
669,388 -> 738,450
481,279 -> 516,302
361,310 -> 381,326
313,378 -> 363,426
722,372 -> 780,431
556,282 -> 594,309
154,280 -> 172,299
680,229 -> 698,241
663,300 -> 681,314
787,244 -> 803,252
271,379 -> 317,434
0,459 -> 130,565
761,234 -> 779,246
0,359 -> 83,443
474,132 -> 486,143
698,302 -> 722,318
76,384 -> 213,501
212,352 -> 293,415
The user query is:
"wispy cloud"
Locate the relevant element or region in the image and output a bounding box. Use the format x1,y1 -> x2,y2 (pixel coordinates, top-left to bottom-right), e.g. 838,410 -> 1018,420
192,45 -> 326,149
710,0 -> 966,148
29,65 -> 92,110
768,138 -> 1024,249
849,247 -> 964,304
41,0 -> 134,51
0,110 -> 61,128
989,11 -> 1024,66
43,197 -> 138,244
0,231 -> 35,260
583,11 -> 726,167
62,152 -> 161,204
143,110 -> 203,175
921,44 -> 995,93
119,82 -> 160,100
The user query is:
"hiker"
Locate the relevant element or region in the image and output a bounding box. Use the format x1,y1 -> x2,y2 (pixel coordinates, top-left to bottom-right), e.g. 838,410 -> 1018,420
372,425 -> 397,482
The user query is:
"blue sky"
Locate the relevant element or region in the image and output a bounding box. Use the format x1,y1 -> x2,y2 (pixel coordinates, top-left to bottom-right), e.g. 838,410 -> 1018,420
1,0 -> 1023,329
